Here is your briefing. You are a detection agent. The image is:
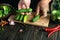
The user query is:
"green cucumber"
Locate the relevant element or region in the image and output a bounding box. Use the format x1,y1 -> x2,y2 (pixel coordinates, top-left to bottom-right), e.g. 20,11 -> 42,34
57,16 -> 60,22
16,8 -> 32,13
0,6 -> 11,15
26,8 -> 32,12
57,16 -> 60,20
3,6 -> 11,15
23,15 -> 28,23
15,14 -> 20,20
52,10 -> 57,15
4,10 -> 9,15
0,10 -> 3,18
19,14 -> 24,21
32,15 -> 40,22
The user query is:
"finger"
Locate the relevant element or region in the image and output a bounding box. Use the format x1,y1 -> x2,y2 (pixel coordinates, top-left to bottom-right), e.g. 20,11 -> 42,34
22,4 -> 26,9
24,0 -> 31,9
41,9 -> 47,18
22,4 -> 29,15
18,2 -> 25,15
25,5 -> 29,15
24,3 -> 31,15
21,13 -> 24,15
18,2 -> 22,9
21,5 -> 26,15
36,4 -> 40,15
26,4 -> 30,9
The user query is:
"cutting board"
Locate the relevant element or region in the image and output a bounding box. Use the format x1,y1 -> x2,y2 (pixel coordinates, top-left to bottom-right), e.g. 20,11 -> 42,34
8,12 -> 50,27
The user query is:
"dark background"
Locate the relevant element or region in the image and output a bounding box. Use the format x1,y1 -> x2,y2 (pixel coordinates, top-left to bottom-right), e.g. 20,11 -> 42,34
0,0 -> 40,11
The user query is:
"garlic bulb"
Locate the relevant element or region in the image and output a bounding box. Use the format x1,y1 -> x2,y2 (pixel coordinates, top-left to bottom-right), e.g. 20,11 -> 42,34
9,21 -> 15,25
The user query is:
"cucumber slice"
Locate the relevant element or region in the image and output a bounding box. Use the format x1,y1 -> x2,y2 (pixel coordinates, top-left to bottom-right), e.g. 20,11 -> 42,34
15,14 -> 20,20
23,15 -> 28,23
19,14 -> 24,21
32,15 -> 40,22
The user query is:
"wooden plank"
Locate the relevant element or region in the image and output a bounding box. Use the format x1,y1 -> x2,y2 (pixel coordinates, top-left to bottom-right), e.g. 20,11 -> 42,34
8,12 -> 50,27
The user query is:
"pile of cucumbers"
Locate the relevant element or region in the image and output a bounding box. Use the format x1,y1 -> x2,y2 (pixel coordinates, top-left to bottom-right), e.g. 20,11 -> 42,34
51,0 -> 60,22
0,5 -> 11,18
51,10 -> 60,22
15,8 -> 32,22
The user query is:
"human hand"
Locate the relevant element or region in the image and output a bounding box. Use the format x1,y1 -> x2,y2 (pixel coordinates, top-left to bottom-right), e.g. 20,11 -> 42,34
36,0 -> 51,18
18,0 -> 31,15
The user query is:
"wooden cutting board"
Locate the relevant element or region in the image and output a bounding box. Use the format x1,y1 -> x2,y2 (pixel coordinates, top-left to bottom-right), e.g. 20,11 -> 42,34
8,12 -> 50,27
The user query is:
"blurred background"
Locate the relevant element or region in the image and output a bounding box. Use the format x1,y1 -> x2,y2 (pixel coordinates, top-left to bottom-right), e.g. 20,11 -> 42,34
0,0 -> 40,11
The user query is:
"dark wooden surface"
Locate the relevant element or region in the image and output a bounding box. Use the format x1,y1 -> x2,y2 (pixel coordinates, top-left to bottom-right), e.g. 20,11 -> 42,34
0,20 -> 60,40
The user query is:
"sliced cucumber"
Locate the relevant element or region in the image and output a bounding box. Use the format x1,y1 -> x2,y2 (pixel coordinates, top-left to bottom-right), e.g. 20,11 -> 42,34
32,15 -> 40,22
15,14 -> 20,20
19,14 -> 24,21
23,15 -> 28,23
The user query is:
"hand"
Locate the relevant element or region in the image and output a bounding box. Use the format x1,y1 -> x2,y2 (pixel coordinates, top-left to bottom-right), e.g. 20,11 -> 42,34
36,0 -> 51,18
18,0 -> 31,15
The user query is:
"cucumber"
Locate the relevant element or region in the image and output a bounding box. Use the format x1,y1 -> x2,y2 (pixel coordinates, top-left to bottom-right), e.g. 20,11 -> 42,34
57,16 -> 60,22
19,14 -> 24,21
0,10 -> 3,18
0,6 -> 11,16
32,15 -> 40,22
57,16 -> 60,20
26,8 -> 32,12
52,10 -> 57,15
3,6 -> 11,15
23,15 -> 28,23
15,14 -> 20,20
16,8 -> 32,13
4,10 -> 9,15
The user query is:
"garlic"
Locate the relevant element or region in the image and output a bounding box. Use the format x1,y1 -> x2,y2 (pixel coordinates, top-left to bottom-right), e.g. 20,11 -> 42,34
9,21 -> 15,25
